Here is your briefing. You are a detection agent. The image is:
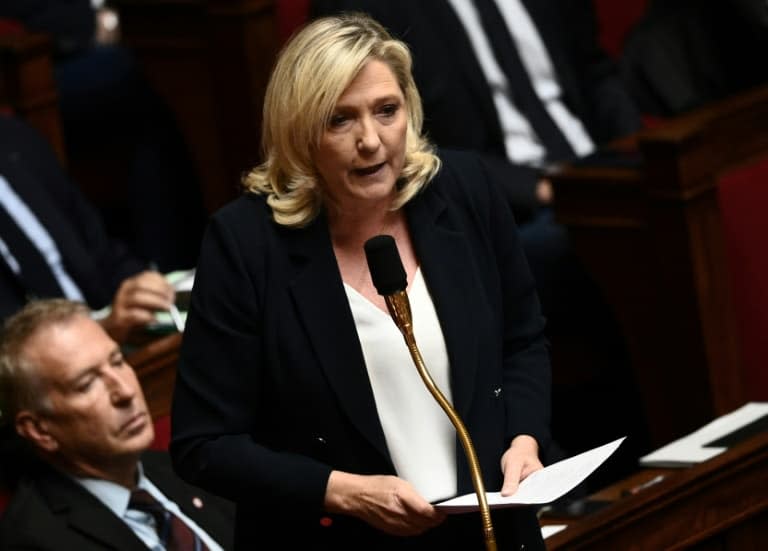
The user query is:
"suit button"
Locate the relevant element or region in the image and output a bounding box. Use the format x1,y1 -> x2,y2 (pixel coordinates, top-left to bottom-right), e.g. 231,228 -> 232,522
493,387 -> 502,398
315,436 -> 327,445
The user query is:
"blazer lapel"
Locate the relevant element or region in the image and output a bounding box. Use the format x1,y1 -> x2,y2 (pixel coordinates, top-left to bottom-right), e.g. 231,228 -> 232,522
39,471 -> 148,551
406,182 -> 480,419
141,451 -> 233,549
281,217 -> 391,462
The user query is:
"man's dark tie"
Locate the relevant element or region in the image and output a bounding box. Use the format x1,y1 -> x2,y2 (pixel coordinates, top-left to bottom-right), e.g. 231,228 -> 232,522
471,0 -> 576,162
129,489 -> 209,551
0,204 -> 64,299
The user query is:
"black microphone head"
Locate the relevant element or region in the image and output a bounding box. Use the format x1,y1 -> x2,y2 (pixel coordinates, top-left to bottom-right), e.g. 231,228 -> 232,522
364,235 -> 407,296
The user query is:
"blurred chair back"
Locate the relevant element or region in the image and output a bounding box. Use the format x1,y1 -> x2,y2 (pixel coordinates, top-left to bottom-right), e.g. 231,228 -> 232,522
277,0 -> 311,45
718,157 -> 768,401
592,0 -> 648,59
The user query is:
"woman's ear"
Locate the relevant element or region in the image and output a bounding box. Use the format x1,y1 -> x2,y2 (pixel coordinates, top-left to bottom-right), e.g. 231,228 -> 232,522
15,410 -> 59,452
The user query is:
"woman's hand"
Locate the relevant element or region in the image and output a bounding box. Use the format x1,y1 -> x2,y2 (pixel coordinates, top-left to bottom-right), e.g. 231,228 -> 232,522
324,471 -> 446,536
101,270 -> 175,342
500,434 -> 543,496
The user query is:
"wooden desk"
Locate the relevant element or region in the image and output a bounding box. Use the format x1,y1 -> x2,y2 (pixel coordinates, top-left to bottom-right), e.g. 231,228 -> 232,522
548,85 -> 768,447
127,332 -> 182,419
543,431 -> 768,550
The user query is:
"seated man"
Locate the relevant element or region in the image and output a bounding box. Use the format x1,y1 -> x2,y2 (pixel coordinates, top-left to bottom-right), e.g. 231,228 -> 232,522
0,298 -> 234,550
0,113 -> 176,343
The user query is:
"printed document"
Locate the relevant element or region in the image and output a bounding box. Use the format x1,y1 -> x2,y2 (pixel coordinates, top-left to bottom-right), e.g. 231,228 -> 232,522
435,437 -> 625,513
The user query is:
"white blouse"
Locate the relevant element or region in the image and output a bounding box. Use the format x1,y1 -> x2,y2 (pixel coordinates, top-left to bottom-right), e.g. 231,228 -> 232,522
344,268 -> 457,502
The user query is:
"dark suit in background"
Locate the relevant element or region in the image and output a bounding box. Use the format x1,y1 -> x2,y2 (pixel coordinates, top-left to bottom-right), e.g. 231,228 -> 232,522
0,451 -> 235,550
0,115 -> 145,320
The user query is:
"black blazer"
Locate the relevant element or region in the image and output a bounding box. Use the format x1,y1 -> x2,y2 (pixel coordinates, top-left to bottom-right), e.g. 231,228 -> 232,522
311,0 -> 642,222
0,451 -> 235,550
170,150 -> 552,549
0,115 -> 145,320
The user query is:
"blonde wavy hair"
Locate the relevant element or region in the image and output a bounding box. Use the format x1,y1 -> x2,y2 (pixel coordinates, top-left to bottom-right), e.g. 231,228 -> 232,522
242,12 -> 441,227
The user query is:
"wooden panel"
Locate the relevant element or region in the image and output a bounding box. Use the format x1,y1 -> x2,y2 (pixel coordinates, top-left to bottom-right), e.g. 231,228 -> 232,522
0,31 -> 66,165
111,0 -> 279,214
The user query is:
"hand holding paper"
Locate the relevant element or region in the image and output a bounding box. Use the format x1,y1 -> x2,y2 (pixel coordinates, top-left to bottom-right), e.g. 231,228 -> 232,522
435,437 -> 625,513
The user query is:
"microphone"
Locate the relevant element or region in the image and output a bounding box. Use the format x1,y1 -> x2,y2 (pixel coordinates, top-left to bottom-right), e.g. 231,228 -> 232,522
364,235 -> 497,551
363,234 -> 406,295
363,235 -> 412,338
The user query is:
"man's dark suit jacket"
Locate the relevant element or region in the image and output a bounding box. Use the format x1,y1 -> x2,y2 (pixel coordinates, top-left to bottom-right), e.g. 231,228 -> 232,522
0,451 -> 235,550
0,115 -> 145,320
170,150 -> 552,549
311,0 -> 642,222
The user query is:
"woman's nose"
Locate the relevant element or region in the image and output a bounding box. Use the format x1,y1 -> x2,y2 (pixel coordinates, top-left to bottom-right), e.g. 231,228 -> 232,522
356,117 -> 381,152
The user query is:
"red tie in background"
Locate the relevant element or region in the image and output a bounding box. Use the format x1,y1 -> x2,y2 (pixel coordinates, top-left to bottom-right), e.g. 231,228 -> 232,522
128,489 -> 209,551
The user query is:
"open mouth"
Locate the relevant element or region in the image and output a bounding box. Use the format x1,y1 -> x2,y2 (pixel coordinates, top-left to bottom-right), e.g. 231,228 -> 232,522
353,162 -> 385,176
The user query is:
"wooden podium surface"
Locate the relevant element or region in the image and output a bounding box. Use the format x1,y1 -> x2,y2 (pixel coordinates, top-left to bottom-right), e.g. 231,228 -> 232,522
542,431 -> 768,550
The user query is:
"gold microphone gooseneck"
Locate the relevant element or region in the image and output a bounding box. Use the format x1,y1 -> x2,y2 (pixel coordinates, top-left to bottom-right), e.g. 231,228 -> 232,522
364,235 -> 497,551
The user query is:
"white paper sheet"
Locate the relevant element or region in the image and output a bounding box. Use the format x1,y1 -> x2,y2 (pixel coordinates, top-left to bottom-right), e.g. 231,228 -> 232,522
639,401 -> 768,468
166,268 -> 196,292
434,437 -> 625,513
541,524 -> 568,539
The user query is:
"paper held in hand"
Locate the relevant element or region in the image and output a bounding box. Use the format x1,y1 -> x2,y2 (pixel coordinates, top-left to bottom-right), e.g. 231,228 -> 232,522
434,437 -> 625,514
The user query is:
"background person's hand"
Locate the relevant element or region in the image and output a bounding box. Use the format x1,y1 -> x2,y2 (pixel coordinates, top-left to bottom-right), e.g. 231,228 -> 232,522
324,471 -> 446,536
101,270 -> 175,342
536,178 -> 554,204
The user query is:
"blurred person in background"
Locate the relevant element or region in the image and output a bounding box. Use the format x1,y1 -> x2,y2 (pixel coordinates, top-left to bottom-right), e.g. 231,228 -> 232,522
0,0 -> 208,272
